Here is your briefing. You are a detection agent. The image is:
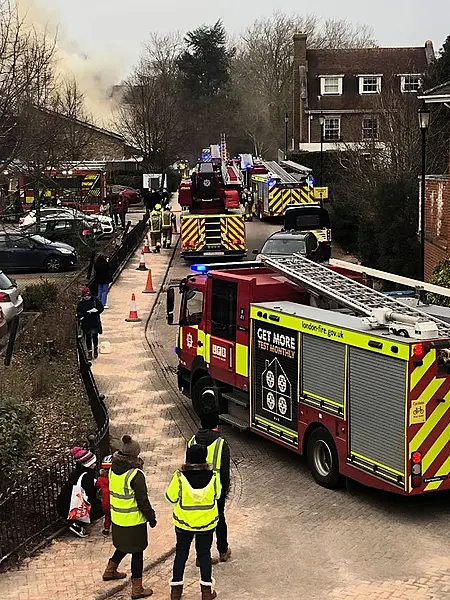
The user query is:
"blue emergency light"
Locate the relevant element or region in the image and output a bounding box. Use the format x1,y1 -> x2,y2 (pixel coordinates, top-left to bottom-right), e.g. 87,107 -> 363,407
202,152 -> 211,161
307,176 -> 315,186
191,264 -> 208,273
267,178 -> 275,187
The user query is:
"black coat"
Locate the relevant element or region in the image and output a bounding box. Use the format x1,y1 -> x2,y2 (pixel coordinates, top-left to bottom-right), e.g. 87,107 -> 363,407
193,428 -> 230,494
94,259 -> 113,285
56,465 -> 102,521
76,297 -> 104,334
111,452 -> 156,554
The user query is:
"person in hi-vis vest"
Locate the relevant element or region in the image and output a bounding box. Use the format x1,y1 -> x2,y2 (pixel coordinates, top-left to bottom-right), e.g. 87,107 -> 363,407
188,412 -> 231,565
166,444 -> 221,600
102,435 -> 156,600
161,204 -> 173,249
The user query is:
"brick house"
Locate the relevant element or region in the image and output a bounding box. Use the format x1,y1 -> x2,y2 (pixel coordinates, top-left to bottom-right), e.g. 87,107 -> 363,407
421,81 -> 450,280
292,34 -> 435,151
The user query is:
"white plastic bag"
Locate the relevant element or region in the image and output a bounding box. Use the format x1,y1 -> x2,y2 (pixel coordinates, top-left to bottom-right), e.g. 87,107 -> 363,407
68,473 -> 91,524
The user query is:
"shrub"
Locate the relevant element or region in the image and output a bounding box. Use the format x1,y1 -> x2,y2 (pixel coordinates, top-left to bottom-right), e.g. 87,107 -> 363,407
0,396 -> 35,486
21,280 -> 58,311
429,260 -> 450,306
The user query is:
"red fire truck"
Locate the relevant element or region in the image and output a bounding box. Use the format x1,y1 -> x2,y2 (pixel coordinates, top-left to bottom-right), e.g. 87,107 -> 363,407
19,168 -> 106,214
167,255 -> 450,495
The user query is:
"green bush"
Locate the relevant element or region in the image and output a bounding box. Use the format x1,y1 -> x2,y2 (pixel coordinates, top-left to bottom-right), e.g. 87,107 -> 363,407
0,397 -> 35,486
429,260 -> 450,306
22,280 -> 58,311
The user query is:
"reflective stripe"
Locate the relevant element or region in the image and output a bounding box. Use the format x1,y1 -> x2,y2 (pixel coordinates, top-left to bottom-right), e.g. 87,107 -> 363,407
109,490 -> 134,500
173,514 -> 219,530
110,505 -> 143,514
109,468 -> 147,527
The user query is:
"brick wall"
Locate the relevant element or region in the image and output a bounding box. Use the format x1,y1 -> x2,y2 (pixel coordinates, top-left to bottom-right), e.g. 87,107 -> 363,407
424,173 -> 450,280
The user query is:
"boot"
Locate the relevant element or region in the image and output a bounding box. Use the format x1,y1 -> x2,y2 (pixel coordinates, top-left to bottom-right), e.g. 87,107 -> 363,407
131,578 -> 153,599
93,346 -> 99,359
219,547 -> 232,562
87,350 -> 93,361
102,559 -> 127,581
196,556 -> 219,567
200,581 -> 217,600
170,582 -> 184,600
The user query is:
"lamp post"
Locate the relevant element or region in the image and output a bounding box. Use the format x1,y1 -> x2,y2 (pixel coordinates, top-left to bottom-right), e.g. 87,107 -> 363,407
319,113 -> 325,187
284,113 -> 289,159
418,103 -> 430,281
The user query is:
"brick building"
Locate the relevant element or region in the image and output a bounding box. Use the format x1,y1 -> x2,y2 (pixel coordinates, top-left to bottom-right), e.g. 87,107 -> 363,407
292,34 -> 434,152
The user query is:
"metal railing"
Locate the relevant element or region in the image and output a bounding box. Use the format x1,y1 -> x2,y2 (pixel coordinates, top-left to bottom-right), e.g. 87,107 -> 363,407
0,215 -> 148,563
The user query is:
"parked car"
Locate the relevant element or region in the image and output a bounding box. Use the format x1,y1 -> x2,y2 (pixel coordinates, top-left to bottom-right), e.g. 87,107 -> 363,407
20,207 -> 114,236
21,217 -> 98,244
254,230 -> 319,261
0,271 -> 23,322
109,185 -> 140,205
0,306 -> 7,340
0,233 -> 78,273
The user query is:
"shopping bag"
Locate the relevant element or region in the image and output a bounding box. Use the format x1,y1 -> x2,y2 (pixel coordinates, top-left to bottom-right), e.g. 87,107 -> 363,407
68,473 -> 91,523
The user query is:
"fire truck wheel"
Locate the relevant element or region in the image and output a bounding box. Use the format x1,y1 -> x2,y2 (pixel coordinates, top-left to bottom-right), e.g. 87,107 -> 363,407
192,376 -> 219,417
307,427 -> 341,489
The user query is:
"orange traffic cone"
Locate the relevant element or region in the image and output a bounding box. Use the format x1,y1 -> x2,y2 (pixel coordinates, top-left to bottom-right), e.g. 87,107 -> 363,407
136,249 -> 148,271
142,269 -> 155,293
125,293 -> 142,322
143,234 -> 150,253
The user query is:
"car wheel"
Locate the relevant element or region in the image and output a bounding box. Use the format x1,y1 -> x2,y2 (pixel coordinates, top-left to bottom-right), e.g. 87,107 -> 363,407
307,427 -> 342,489
44,256 -> 62,273
192,375 -> 220,417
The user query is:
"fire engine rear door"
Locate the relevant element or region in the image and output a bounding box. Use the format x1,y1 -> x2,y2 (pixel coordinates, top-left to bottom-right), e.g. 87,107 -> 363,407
207,278 -> 237,387
348,347 -> 407,489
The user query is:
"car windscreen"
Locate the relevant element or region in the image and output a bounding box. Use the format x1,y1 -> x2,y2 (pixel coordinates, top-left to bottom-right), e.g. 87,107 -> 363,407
0,272 -> 14,289
261,237 -> 306,255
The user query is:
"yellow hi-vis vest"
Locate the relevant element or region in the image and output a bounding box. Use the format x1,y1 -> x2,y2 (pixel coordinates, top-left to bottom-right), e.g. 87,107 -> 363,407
149,211 -> 162,233
109,468 -> 147,527
187,436 -> 224,472
165,470 -> 221,532
162,210 -> 172,229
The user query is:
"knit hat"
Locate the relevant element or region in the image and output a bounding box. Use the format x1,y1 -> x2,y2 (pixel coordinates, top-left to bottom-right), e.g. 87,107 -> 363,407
80,286 -> 90,296
101,455 -> 112,469
121,434 -> 141,457
200,412 -> 220,430
71,446 -> 96,468
186,443 -> 207,465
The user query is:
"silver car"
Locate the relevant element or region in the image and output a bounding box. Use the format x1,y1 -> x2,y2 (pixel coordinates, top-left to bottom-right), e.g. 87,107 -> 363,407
0,271 -> 24,322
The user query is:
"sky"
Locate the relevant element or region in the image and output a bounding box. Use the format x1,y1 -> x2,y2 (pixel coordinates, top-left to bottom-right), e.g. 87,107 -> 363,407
18,0 -> 450,122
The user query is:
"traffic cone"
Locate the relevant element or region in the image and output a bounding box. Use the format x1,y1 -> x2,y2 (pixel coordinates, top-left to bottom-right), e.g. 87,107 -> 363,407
142,269 -> 155,293
136,249 -> 148,271
143,234 -> 150,253
125,293 -> 142,322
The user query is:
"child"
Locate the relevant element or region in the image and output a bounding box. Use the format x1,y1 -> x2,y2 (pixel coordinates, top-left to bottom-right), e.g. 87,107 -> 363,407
96,455 -> 112,536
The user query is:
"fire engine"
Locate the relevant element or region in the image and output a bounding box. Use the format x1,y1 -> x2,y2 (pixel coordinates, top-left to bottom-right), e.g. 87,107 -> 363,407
167,255 -> 450,495
250,160 -> 316,220
178,135 -> 246,259
19,166 -> 106,214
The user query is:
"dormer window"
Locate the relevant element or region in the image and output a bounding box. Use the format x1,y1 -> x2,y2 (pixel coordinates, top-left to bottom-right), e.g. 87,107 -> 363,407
359,75 -> 382,94
319,75 -> 343,96
400,74 -> 422,93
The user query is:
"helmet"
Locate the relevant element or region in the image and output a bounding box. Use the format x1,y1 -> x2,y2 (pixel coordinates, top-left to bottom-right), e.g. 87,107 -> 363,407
155,203 -> 162,211
101,455 -> 112,469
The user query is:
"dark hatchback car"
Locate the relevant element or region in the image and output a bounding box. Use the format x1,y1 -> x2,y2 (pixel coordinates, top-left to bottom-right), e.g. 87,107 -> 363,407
21,217 -> 97,244
0,233 -> 78,273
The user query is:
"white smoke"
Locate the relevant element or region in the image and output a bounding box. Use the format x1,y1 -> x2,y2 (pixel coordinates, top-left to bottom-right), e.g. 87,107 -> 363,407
16,0 -> 121,126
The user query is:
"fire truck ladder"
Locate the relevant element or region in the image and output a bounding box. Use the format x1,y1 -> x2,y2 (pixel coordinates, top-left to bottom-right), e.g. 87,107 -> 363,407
262,254 -> 450,338
261,161 -> 299,184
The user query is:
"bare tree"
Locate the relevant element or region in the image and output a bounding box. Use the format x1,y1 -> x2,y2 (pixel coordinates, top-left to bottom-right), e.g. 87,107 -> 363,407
116,33 -> 184,173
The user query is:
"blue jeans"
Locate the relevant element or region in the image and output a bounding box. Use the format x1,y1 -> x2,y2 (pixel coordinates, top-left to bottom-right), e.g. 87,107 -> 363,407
98,283 -> 109,306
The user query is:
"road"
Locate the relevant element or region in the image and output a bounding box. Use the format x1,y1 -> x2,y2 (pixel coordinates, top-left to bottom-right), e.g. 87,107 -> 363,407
142,221 -> 450,600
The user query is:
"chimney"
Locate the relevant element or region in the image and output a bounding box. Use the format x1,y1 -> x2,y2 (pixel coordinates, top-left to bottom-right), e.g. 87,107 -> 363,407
293,33 -> 308,151
424,40 -> 435,65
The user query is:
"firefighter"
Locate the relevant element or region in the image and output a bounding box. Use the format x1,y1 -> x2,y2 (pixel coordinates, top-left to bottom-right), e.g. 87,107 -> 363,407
161,204 -> 173,249
188,412 -> 231,566
149,204 -> 162,253
243,189 -> 253,222
166,444 -> 221,600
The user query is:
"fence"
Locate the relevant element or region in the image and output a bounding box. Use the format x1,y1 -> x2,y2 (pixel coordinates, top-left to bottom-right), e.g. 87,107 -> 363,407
0,215 -> 148,564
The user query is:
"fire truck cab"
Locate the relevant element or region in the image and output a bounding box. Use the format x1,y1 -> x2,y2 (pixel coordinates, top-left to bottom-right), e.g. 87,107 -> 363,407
169,257 -> 450,496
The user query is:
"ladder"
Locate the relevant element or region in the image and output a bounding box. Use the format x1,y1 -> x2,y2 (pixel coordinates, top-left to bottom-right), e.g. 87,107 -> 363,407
262,161 -> 298,184
220,133 -> 227,164
263,254 -> 450,338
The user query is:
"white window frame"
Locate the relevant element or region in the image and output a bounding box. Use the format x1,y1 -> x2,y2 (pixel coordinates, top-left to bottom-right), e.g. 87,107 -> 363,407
323,117 -> 341,141
319,75 -> 343,96
400,74 -> 422,93
362,117 -> 378,141
359,75 -> 382,95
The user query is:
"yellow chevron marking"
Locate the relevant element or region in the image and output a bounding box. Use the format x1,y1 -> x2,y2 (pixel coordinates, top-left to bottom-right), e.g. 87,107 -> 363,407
421,423 -> 450,475
410,349 -> 435,391
410,387 -> 450,451
424,454 -> 450,491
